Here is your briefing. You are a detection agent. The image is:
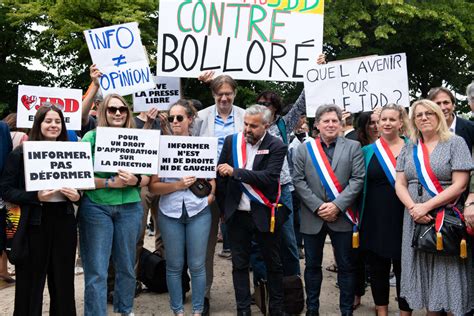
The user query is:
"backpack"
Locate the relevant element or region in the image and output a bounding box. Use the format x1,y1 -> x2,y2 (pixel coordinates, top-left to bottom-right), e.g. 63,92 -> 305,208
138,248 -> 168,293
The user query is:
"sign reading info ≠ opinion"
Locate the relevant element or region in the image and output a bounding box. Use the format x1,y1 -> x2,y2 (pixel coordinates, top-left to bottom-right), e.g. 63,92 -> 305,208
84,22 -> 155,96
94,127 -> 160,174
158,136 -> 218,178
304,53 -> 409,115
23,141 -> 95,192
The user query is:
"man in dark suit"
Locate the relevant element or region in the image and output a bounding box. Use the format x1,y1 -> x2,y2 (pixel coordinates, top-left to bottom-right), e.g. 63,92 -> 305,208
428,87 -> 474,153
216,104 -> 289,316
293,104 -> 365,316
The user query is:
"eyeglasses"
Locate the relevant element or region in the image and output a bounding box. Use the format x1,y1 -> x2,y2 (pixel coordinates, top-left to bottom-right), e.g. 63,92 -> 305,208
415,111 -> 435,120
42,101 -> 64,111
257,101 -> 272,107
168,115 -> 184,123
106,106 -> 128,115
215,92 -> 234,98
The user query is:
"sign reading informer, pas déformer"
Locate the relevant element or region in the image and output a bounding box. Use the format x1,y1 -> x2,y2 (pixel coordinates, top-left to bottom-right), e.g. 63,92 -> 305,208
94,127 -> 161,174
23,141 -> 95,192
158,136 -> 218,178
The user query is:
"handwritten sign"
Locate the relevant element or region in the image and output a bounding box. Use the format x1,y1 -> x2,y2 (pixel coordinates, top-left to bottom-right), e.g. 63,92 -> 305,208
157,0 -> 324,82
16,85 -> 82,130
94,127 -> 160,174
132,76 -> 181,112
84,22 -> 155,96
23,141 -> 95,191
158,136 -> 217,178
304,53 -> 410,116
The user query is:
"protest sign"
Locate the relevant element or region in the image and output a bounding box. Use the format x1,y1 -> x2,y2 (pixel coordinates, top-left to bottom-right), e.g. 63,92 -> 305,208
23,141 -> 95,191
158,135 -> 217,178
304,53 -> 410,116
157,0 -> 324,82
94,127 -> 160,174
133,76 -> 181,112
17,85 -> 82,130
84,22 -> 155,96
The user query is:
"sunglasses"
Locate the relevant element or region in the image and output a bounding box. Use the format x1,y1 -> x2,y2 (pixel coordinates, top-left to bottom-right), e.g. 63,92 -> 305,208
257,101 -> 272,107
107,106 -> 128,115
168,115 -> 185,123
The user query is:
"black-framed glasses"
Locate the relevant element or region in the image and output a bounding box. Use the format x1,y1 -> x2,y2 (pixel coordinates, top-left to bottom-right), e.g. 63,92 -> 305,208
257,101 -> 272,107
106,106 -> 128,115
168,115 -> 184,123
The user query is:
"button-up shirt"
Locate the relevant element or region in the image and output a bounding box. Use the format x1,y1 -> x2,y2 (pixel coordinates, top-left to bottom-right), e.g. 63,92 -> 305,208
215,108 -> 235,158
237,133 -> 266,211
159,178 -> 208,218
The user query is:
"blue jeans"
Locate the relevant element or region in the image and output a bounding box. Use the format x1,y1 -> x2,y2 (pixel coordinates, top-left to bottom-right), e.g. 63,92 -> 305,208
78,196 -> 143,316
303,224 -> 356,315
159,204 -> 211,314
250,184 -> 300,278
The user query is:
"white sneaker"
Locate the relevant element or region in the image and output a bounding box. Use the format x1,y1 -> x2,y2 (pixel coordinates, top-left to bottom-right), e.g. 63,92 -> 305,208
74,267 -> 84,275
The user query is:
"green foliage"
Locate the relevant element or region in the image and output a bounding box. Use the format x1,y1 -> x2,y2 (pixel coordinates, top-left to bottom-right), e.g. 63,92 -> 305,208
0,0 -> 472,117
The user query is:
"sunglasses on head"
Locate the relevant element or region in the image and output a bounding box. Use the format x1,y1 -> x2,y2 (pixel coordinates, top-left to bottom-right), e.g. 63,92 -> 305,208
257,101 -> 272,107
106,106 -> 128,115
168,115 -> 185,123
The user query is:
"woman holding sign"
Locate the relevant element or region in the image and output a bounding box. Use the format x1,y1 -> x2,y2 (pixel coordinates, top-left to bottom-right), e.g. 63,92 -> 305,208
0,105 -> 80,315
359,104 -> 412,315
79,93 -> 150,316
395,100 -> 474,315
149,99 -> 215,316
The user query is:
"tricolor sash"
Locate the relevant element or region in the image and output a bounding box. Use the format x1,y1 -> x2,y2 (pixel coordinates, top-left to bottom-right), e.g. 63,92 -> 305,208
232,133 -> 280,233
306,137 -> 360,248
413,139 -> 467,258
372,138 -> 397,187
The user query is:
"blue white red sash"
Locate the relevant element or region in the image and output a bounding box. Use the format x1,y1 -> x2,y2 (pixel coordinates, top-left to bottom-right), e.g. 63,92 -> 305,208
232,132 -> 280,232
306,138 -> 359,228
412,139 -> 468,257
372,138 -> 397,187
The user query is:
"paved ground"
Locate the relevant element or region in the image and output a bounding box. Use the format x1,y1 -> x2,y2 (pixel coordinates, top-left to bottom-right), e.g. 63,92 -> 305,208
0,236 -> 423,315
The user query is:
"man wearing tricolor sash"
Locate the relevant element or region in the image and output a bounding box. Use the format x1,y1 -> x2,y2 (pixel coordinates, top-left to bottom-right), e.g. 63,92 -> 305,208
216,105 -> 289,316
293,105 -> 365,316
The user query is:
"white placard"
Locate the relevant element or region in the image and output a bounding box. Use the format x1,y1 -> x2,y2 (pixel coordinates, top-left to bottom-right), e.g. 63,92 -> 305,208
157,0 -> 324,82
133,76 -> 181,112
23,141 -> 95,192
17,85 -> 82,130
94,127 -> 160,174
304,53 -> 410,116
84,22 -> 155,96
158,135 -> 218,178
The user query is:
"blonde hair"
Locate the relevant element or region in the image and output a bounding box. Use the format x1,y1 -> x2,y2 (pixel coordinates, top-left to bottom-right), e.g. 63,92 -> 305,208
408,99 -> 451,143
97,94 -> 135,128
380,103 -> 410,136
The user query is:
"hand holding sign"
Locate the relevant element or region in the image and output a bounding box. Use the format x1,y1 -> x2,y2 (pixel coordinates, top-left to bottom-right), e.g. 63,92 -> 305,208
59,188 -> 81,202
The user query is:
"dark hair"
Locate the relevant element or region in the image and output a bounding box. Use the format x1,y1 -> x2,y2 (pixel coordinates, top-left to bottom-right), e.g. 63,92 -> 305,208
356,111 -> 373,146
210,75 -> 237,95
256,91 -> 283,116
3,113 -> 17,130
169,99 -> 198,134
29,105 -> 68,141
190,99 -> 204,112
427,87 -> 456,104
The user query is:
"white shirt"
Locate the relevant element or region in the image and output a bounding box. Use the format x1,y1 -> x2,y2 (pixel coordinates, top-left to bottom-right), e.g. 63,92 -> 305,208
237,133 -> 266,211
449,114 -> 457,133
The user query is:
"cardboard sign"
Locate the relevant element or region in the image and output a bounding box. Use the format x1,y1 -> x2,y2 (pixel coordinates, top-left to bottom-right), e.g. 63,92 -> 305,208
94,127 -> 160,174
84,22 -> 155,96
23,141 -> 95,191
16,85 -> 82,130
132,76 -> 181,112
157,0 -> 324,82
158,135 -> 217,178
304,53 -> 410,116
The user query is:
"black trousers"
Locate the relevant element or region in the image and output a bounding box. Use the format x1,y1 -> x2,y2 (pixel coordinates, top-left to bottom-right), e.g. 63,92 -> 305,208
366,251 -> 411,312
228,211 -> 284,315
14,207 -> 77,316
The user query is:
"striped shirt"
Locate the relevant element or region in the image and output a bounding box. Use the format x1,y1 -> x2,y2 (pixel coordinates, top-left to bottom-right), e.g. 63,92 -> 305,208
215,108 -> 235,158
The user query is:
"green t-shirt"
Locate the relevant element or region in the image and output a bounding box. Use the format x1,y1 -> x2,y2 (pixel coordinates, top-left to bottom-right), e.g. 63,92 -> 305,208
82,129 -> 141,205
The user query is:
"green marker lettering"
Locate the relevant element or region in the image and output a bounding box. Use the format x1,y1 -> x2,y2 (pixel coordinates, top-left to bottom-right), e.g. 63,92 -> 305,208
227,3 -> 250,39
177,0 -> 192,32
270,9 -> 288,43
209,2 -> 225,36
248,5 -> 267,42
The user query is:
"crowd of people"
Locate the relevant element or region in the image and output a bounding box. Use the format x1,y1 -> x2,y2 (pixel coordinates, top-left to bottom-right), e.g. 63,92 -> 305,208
0,62 -> 474,316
